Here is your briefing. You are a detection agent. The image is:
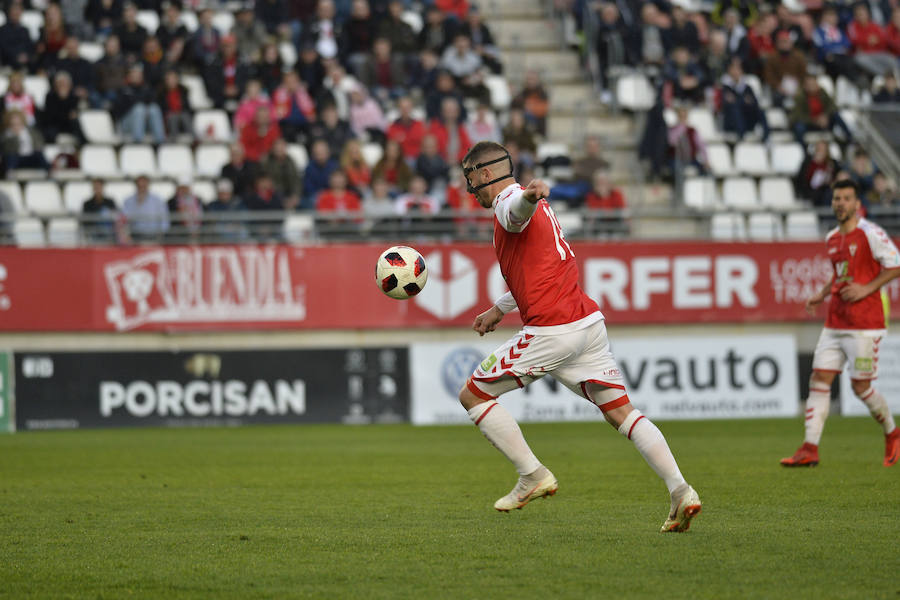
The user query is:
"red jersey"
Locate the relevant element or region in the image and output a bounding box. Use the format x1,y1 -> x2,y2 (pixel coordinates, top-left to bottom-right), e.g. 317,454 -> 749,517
492,183 -> 600,329
825,218 -> 900,330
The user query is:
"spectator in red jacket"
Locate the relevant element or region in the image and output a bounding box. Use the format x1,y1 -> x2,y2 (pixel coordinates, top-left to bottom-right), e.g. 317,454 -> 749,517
386,95 -> 426,162
585,170 -> 626,210
157,70 -> 192,141
428,96 -> 472,164
317,169 -> 362,213
848,3 -> 896,77
240,106 -> 282,162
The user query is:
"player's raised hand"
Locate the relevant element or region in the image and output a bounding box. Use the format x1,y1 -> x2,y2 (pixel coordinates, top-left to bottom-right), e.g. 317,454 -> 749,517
473,305 -> 504,336
523,179 -> 550,204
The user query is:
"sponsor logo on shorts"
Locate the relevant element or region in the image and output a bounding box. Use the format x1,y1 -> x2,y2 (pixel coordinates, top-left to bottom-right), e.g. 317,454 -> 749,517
855,357 -> 874,372
602,368 -> 621,378
480,354 -> 498,372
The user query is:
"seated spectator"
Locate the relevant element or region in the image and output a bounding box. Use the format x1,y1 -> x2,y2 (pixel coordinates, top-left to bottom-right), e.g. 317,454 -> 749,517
720,58 -> 769,142
721,8 -> 750,66
114,2 -> 148,60
668,105 -> 709,175
573,135 -> 611,186
155,70 -> 192,141
49,137 -> 80,172
340,139 -> 372,195
358,37 -> 407,102
415,134 -> 450,192
813,6 -> 857,84
436,0 -> 470,21
272,71 -> 316,142
244,174 -> 286,241
747,8 -> 777,72
394,175 -> 441,215
795,140 -> 837,206
42,72 -> 84,144
306,103 -> 356,160
702,30 -> 730,85
466,101 -> 501,143
190,8 -> 221,69
386,95 -> 426,162
763,30 -> 807,107
848,148 -> 878,198
240,106 -> 282,163
377,0 -> 418,59
348,86 -> 387,143
585,170 -> 626,210
303,139 -> 339,209
848,3 -> 896,78
419,5 -> 456,54
790,74 -> 852,144
429,97 -> 473,164
441,33 -> 489,102
459,5 -> 502,74
206,179 -> 248,243
773,3 -> 812,51
873,72 -> 900,103
445,165 -> 490,238
317,170 -> 363,215
255,0 -> 292,38
637,3 -> 668,67
203,35 -> 249,110
0,2 -> 33,72
501,107 -> 536,164
233,5 -> 267,63
234,79 -> 275,133
167,177 -> 204,242
340,0 -> 378,81
304,0 -> 340,61
320,63 -> 361,121
140,36 -> 168,90
85,0 -> 122,38
2,110 -> 49,175
54,37 -> 94,104
221,143 -> 262,200
373,138 -> 413,195
3,72 -> 36,127
35,3 -> 68,72
513,71 -> 550,135
670,5 -> 701,55
123,174 -> 169,242
410,48 -> 440,95
59,0 -> 88,40
93,35 -> 128,109
115,65 -> 166,144
296,40 -> 326,99
594,3 -> 634,93
425,70 -> 467,120
156,3 -> 189,57
867,172 -> 898,207
887,7 -> 900,57
256,41 -> 285,95
662,46 -> 706,106
81,178 -> 119,243
262,138 -> 302,209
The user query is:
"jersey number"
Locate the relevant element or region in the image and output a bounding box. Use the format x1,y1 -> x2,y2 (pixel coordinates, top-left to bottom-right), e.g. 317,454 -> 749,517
543,204 -> 575,261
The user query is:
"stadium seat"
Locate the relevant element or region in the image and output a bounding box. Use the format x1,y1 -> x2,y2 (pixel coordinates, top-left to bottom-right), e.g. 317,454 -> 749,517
47,218 -> 80,247
770,142 -> 804,176
706,144 -> 735,177
556,211 -> 583,236
63,181 -> 92,213
817,74 -> 835,97
136,10 -> 159,33
0,181 -> 25,213
180,11 -> 199,31
283,214 -> 315,243
0,74 -> 7,95
183,74 -> 213,110
759,177 -> 798,208
80,145 -> 120,178
24,76 -> 49,109
835,76 -> 860,107
105,181 -> 137,207
279,42 -> 297,67
687,107 -> 721,142
360,143 -> 382,167
682,177 -> 718,210
79,110 -> 119,144
710,212 -> 746,240
287,143 -> 310,170
195,144 -> 231,178
484,75 -> 512,110
14,218 -> 45,246
24,181 -> 62,215
722,177 -> 759,208
157,144 -> 195,179
79,42 -> 104,62
401,10 -> 424,33
192,180 -> 216,203
766,107 -> 789,130
193,110 -> 232,142
733,142 -> 769,176
536,142 -> 570,164
211,11 -> 235,35
20,10 -> 43,41
785,211 -> 820,240
748,212 -> 784,241
616,73 -> 655,111
744,74 -> 768,107
119,144 -> 158,177
150,180 -> 175,201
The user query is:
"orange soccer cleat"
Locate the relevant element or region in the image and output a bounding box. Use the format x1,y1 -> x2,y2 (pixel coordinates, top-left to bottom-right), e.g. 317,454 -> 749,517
884,428 -> 900,467
780,442 -> 820,467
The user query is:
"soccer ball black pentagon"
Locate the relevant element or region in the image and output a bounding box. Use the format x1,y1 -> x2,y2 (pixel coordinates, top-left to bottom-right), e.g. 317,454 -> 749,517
375,246 -> 428,300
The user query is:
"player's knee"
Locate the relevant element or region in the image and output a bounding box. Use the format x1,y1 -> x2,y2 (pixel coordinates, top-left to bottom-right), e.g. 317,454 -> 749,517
458,383 -> 486,410
851,379 -> 872,397
810,371 -> 835,388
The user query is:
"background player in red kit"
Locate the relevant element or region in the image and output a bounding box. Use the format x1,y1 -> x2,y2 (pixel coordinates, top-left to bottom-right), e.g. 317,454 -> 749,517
457,141 -> 701,533
782,179 -> 900,467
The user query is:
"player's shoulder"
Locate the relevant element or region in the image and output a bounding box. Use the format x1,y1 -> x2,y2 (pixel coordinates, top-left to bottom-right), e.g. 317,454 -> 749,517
494,183 -> 525,204
857,218 -> 893,243
825,226 -> 840,241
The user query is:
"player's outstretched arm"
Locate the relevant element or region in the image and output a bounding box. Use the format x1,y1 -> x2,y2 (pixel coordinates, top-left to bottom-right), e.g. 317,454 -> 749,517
522,179 -> 551,204
473,305 -> 505,336
839,266 -> 900,303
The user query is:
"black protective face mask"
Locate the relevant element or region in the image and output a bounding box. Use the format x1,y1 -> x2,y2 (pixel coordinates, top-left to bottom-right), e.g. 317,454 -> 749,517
463,153 -> 514,194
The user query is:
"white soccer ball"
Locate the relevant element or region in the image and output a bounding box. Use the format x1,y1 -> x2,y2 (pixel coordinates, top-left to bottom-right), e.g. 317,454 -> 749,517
375,246 -> 428,300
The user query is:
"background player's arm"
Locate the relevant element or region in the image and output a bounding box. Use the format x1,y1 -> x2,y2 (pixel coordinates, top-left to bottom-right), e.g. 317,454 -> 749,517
806,277 -> 834,315
839,266 -> 900,302
472,292 -> 517,336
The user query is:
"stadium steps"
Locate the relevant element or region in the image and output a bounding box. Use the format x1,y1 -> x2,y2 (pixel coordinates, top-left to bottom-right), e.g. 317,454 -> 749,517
546,115 -> 632,144
483,0 -> 546,19
492,18 -> 563,51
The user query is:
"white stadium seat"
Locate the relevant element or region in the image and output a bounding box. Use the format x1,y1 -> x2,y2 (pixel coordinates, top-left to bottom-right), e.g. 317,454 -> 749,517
616,73 -> 655,111
401,10 -> 424,33
79,110 -> 119,144
286,144 -> 309,170
47,218 -> 80,247
360,143 -> 382,167
279,41 -> 297,67
484,75 -> 512,110
835,76 -> 860,107
105,181 -> 137,208
682,177 -> 718,210
14,218 -> 46,247
817,75 -> 834,97
733,142 -> 769,176
0,181 -> 25,213
157,144 -> 195,179
136,10 -> 159,33
80,145 -> 120,178
748,212 -> 784,241
0,74 -> 8,96
785,211 -> 820,240
536,142 -> 570,164
24,76 -> 49,109
192,180 -> 216,203
706,144 -> 735,177
150,180 -> 176,201
710,213 -> 746,241
759,177 -> 798,208
211,11 -> 235,35
183,74 -> 213,110
687,107 -> 721,142
24,181 -> 62,215
180,11 -> 199,32
193,110 -> 232,142
195,144 -> 231,178
766,108 -> 789,130
63,181 -> 93,213
79,42 -> 104,62
283,214 -> 315,243
119,144 -> 158,177
770,142 -> 804,176
722,177 -> 759,209
20,10 -> 43,41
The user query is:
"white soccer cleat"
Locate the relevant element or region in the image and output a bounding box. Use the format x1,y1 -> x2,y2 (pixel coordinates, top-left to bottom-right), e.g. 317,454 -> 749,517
493,467 -> 558,512
660,484 -> 701,533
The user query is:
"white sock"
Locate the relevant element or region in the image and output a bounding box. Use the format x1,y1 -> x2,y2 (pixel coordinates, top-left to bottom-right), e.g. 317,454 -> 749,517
858,387 -> 897,435
468,401 -> 542,476
804,387 -> 831,445
617,410 -> 686,494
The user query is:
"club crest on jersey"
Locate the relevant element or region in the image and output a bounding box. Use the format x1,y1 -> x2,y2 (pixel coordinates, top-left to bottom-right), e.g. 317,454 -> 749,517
849,243 -> 857,256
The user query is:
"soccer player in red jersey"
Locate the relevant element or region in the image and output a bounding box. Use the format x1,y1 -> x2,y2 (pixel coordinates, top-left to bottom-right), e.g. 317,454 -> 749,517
782,179 -> 900,467
457,141 -> 701,532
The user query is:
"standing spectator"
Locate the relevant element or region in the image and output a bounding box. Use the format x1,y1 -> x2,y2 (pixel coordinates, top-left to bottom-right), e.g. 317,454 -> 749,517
394,175 -> 440,215
0,2 -> 34,72
348,86 -> 387,143
54,37 -> 94,105
429,96 -> 473,164
790,74 -> 852,144
813,6 -> 857,83
386,95 -> 426,161
377,0 -> 418,59
501,107 -> 536,162
306,103 -> 355,160
115,66 -> 166,144
114,2 -> 148,60
466,101 -> 501,143
221,143 -> 261,200
3,72 -> 36,127
234,6 -> 268,63
234,80 -> 275,133
341,0 -> 378,79
458,5 -> 501,74
415,134 -> 449,192
86,0 -> 123,38
419,5 -> 457,54
190,8 -> 220,69
2,110 -> 49,175
240,106 -> 282,163
794,139 -> 836,206
874,72 -> 900,103
262,138 -> 302,208
123,175 -> 169,242
296,41 -> 326,99
167,177 -> 204,242
157,70 -> 192,141
720,58 -> 769,142
372,138 -> 413,195
42,72 -> 84,144
203,35 -> 250,109
339,139 -> 372,195
848,3 -> 896,78
81,178 -> 119,243
441,33 -> 488,102
303,139 -> 339,209
358,37 -> 407,102
763,30 -> 807,107
93,35 -> 128,109
512,71 -> 550,136
272,71 -> 316,141
305,0 -> 341,61
35,3 -> 68,72
668,105 -> 709,175
156,3 -> 188,56
255,42 -> 284,95
244,174 -> 287,241
206,179 -> 247,243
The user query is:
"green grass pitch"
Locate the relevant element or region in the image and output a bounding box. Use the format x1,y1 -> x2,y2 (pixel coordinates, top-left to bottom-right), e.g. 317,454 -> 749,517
1,418 -> 898,599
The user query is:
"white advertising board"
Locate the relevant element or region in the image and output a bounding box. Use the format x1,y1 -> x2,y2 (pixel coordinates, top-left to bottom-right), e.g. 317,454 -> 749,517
410,334 -> 799,424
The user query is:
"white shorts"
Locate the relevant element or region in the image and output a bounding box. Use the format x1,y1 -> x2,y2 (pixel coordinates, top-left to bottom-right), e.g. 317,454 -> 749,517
466,319 -> 629,412
812,327 -> 885,381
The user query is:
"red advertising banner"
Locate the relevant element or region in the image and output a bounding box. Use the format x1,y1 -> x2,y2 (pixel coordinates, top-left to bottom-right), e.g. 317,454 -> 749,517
1,242 -> 898,332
